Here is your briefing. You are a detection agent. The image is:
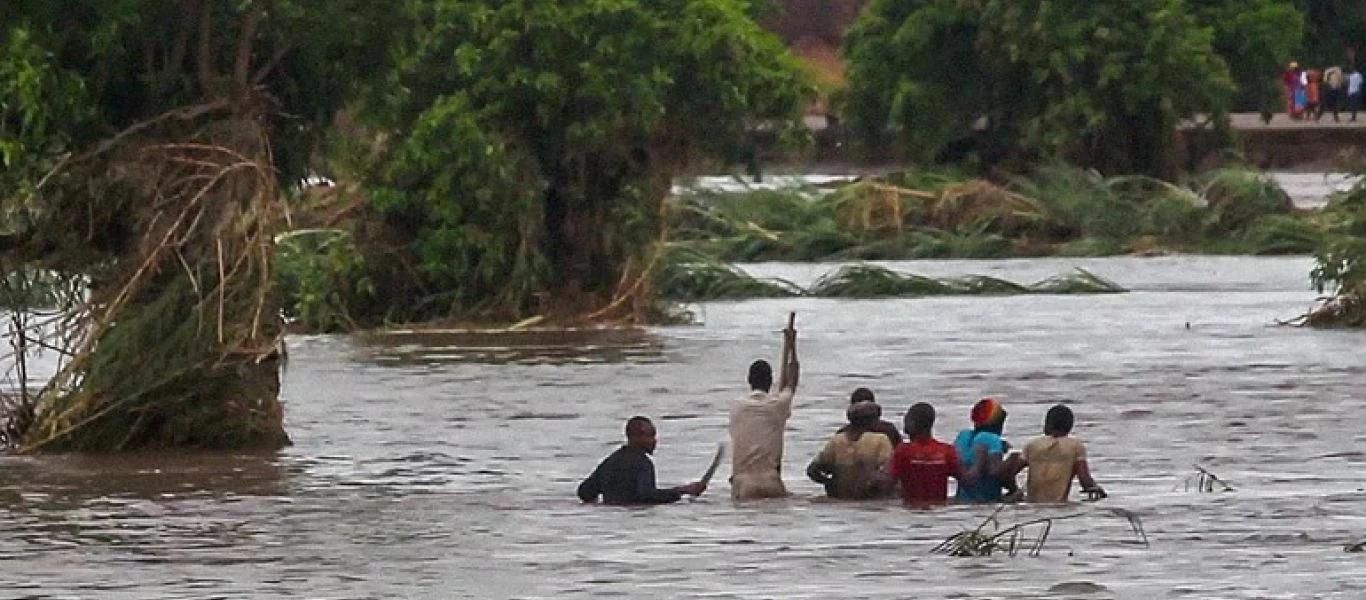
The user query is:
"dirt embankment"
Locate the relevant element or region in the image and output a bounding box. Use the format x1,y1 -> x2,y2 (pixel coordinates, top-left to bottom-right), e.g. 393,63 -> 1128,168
760,0 -> 866,87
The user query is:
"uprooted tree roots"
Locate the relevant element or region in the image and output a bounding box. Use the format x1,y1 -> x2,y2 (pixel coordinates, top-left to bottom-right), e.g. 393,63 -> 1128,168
1,104 -> 289,452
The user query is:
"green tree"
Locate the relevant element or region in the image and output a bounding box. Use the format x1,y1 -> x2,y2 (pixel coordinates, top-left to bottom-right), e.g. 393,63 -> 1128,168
843,0 -> 1234,177
1292,0 -> 1366,67
352,0 -> 810,322
1189,0 -> 1304,114
1,1 -> 397,451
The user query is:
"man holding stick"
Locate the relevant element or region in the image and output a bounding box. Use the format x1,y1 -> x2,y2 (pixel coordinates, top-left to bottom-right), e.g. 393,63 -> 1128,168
729,313 -> 800,500
577,416 -> 707,505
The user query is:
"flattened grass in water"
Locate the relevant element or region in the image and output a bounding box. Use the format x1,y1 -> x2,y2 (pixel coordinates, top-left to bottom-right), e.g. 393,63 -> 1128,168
657,254 -> 800,301
668,165 -> 1316,262
807,264 -> 1125,298
660,261 -> 1126,301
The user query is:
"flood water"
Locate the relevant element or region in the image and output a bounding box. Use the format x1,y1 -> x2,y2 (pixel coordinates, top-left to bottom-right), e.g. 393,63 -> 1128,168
3,253 -> 1366,599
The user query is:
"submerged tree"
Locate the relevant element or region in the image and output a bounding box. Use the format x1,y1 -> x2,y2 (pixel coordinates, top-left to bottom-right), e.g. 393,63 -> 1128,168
0,1 -> 395,451
328,0 -> 810,325
1308,180 -> 1366,327
842,0 -> 1234,177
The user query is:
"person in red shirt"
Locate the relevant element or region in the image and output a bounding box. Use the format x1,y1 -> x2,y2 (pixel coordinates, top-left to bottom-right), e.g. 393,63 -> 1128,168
887,402 -> 965,505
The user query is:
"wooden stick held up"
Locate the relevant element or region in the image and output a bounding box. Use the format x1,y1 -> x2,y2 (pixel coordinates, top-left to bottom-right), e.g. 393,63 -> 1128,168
778,312 -> 798,391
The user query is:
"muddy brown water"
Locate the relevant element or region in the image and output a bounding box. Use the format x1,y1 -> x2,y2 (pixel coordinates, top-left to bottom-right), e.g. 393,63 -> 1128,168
3,255 -> 1366,599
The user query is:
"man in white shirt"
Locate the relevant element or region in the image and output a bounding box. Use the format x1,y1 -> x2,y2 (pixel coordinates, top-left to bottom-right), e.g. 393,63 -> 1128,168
729,320 -> 800,500
1348,69 -> 1363,122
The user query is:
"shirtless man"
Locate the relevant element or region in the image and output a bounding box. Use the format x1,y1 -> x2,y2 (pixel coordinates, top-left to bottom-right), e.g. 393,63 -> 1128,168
729,315 -> 799,500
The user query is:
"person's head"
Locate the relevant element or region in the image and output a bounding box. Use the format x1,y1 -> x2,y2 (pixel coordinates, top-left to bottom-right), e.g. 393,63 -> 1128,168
748,360 -> 773,392
850,387 -> 875,405
1044,404 -> 1075,437
845,401 -> 882,441
970,397 -> 1008,434
904,402 -> 936,439
625,416 -> 658,454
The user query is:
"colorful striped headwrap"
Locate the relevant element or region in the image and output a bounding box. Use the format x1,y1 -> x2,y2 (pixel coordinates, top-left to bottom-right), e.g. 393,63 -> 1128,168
970,397 -> 1007,428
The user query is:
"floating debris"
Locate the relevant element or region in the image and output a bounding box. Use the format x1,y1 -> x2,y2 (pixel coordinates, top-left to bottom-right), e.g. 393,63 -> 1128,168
931,505 -> 1148,558
1182,464 -> 1235,493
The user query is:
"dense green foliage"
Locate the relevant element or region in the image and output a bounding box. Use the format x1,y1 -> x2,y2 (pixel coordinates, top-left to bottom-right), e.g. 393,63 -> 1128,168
1292,0 -> 1366,68
341,0 -> 810,324
1189,0 -> 1305,114
842,0 -> 1235,176
0,1 -> 392,197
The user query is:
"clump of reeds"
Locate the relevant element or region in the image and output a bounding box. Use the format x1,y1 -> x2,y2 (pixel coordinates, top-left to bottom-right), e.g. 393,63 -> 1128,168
667,186 -> 855,261
668,165 -> 1305,263
1197,168 -> 1294,236
807,264 -> 959,297
805,264 -> 1126,299
1243,215 -> 1324,256
827,177 -> 1044,239
1028,268 -> 1127,294
656,250 -> 801,301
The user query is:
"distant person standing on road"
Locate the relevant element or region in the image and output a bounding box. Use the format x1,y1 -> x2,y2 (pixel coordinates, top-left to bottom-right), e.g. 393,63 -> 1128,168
1293,66 -> 1308,119
1282,62 -> 1300,118
1306,68 -> 1322,119
1323,66 -> 1345,121
1349,68 -> 1364,122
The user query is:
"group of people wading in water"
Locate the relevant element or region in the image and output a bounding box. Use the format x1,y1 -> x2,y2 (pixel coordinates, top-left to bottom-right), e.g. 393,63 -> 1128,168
577,316 -> 1106,506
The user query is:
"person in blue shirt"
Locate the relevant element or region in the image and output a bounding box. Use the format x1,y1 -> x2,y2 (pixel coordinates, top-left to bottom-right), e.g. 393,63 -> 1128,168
953,398 -> 1023,503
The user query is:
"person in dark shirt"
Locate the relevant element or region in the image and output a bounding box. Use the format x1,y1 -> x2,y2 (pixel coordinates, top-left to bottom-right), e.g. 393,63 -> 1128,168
836,388 -> 902,446
577,416 -> 706,505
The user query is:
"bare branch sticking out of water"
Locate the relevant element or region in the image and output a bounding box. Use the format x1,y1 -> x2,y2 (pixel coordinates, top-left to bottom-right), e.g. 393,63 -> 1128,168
931,505 -> 1148,558
1181,464 -> 1235,493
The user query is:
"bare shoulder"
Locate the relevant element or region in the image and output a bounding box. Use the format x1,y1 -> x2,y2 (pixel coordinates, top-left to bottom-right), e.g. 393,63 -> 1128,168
1022,435 -> 1050,453
1058,436 -> 1088,460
